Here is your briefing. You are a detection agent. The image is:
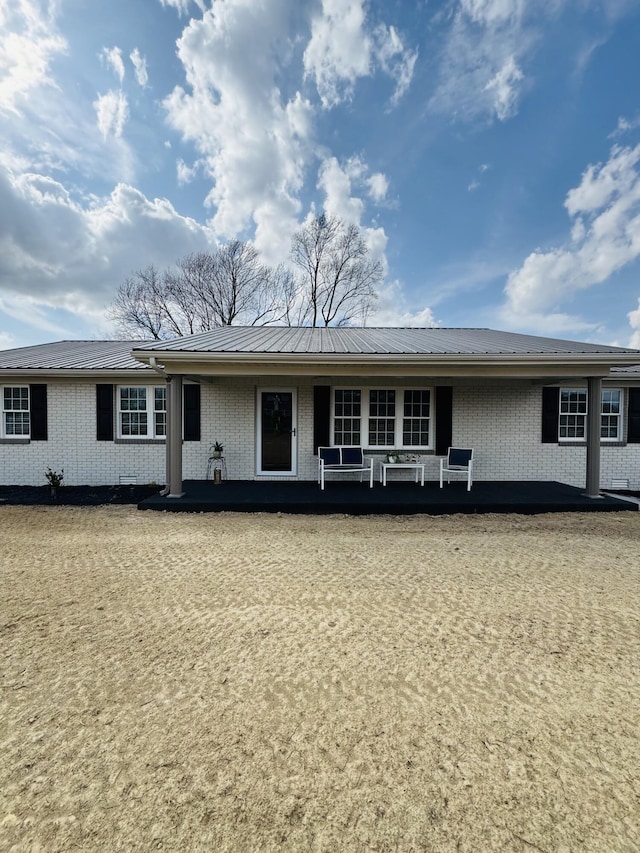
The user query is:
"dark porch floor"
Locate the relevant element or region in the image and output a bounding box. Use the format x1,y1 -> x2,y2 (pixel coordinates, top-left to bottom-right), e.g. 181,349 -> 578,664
138,479 -> 639,515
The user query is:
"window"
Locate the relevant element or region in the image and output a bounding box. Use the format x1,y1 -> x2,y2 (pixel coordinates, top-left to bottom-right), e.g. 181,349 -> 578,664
559,388 -> 622,442
334,389 -> 361,445
333,388 -> 432,449
559,390 -> 587,439
117,386 -> 166,439
601,389 -> 621,439
2,386 -> 30,438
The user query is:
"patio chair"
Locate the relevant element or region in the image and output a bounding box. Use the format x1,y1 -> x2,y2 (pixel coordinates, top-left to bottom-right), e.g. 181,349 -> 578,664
318,446 -> 374,490
440,447 -> 474,491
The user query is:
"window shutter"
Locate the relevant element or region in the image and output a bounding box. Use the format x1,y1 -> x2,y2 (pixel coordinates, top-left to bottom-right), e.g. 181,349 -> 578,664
183,384 -> 201,441
313,385 -> 331,453
96,384 -> 114,441
541,387 -> 560,443
435,386 -> 453,456
628,388 -> 640,444
29,384 -> 47,441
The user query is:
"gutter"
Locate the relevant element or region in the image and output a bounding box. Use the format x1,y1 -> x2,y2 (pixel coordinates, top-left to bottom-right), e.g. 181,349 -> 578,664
148,356 -> 168,378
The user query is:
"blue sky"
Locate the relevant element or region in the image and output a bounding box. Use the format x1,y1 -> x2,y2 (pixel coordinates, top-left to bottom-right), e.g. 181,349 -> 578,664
1,0 -> 640,349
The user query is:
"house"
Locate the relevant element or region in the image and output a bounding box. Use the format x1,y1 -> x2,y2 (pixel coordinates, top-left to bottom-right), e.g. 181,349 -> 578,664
1,327 -> 639,497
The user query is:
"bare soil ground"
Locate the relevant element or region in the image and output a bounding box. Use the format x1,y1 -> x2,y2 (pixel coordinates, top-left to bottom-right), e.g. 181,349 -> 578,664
1,506 -> 639,852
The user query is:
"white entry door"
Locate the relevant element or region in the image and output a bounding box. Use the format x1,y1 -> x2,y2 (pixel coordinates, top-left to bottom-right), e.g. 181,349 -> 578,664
257,389 -> 297,476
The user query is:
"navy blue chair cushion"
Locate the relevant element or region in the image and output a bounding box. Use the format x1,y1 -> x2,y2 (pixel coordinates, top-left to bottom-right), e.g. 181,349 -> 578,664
320,447 -> 341,465
449,448 -> 472,466
341,447 -> 363,465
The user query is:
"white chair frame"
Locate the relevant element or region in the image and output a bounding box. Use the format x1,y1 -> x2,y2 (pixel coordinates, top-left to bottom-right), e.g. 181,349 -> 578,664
440,447 -> 474,491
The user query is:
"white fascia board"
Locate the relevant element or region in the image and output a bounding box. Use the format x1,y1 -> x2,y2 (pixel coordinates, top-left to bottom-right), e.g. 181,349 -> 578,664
132,349 -> 640,378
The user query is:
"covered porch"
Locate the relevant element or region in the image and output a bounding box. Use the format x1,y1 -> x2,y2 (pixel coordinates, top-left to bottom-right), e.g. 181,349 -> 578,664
138,478 -> 638,514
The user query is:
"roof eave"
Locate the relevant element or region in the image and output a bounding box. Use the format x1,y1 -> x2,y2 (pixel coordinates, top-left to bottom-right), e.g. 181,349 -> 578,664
131,350 -> 640,378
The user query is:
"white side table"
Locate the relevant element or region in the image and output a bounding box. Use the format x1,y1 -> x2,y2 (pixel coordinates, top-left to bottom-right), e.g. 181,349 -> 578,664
380,462 -> 425,486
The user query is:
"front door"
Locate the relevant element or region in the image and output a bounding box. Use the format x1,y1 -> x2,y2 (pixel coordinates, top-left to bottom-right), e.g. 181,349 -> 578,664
257,389 -> 297,475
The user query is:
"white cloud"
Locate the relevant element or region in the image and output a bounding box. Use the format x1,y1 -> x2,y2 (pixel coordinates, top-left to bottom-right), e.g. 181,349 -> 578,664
304,0 -> 370,108
628,298 -> 640,348
163,0 -> 314,257
176,158 -> 198,185
460,0 -> 526,26
101,46 -> 125,83
318,156 -> 365,224
303,0 -> 416,109
372,24 -> 418,108
369,280 -> 437,327
158,0 -> 206,15
610,115 -> 640,138
0,330 -> 15,349
504,144 -> 640,329
130,48 -> 148,88
429,0 -> 535,124
94,90 -> 129,139
484,55 -> 523,121
0,0 -> 67,115
367,172 -> 388,202
0,163 -> 216,335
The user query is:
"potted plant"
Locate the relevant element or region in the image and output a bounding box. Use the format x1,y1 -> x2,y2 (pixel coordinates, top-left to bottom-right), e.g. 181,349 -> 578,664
386,451 -> 402,464
45,467 -> 64,499
211,441 -> 224,459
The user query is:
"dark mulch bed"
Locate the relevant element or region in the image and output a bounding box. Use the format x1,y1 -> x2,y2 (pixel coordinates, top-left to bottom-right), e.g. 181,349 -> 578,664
0,484 -> 162,506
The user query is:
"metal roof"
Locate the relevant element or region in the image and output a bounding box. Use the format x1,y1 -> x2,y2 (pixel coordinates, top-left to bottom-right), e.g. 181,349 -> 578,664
611,364 -> 640,374
0,340 -> 151,371
133,326 -> 640,356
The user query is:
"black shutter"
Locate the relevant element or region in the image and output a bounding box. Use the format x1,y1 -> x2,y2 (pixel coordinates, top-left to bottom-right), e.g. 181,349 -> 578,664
29,384 -> 47,441
541,387 -> 560,443
628,388 -> 640,444
313,385 -> 331,453
435,386 -> 453,455
96,384 -> 114,441
183,384 -> 201,441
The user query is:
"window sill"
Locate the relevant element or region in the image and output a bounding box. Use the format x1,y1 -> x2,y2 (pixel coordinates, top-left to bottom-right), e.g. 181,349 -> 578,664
0,438 -> 30,444
557,441 -> 626,447
115,438 -> 166,445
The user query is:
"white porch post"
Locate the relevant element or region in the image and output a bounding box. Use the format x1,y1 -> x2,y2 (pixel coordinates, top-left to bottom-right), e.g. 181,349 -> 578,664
585,376 -> 602,498
167,375 -> 184,499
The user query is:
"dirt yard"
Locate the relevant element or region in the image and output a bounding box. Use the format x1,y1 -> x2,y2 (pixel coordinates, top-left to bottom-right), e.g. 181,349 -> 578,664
1,506 -> 639,852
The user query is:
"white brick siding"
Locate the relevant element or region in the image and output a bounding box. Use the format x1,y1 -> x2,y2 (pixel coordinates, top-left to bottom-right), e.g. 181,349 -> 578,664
1,377 -> 639,489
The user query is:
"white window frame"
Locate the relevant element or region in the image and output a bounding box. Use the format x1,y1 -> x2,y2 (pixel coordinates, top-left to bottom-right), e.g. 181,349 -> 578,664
117,385 -> 166,440
332,387 -> 433,450
1,385 -> 30,439
559,388 -> 623,442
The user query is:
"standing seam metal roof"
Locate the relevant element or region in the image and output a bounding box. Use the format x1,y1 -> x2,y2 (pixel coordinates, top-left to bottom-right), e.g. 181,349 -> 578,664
0,341 -> 150,370
132,327 -> 640,356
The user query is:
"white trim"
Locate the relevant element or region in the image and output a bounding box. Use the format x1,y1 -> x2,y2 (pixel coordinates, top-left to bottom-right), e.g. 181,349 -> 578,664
331,385 -> 433,450
256,388 -> 297,476
116,384 -> 166,440
1,384 -> 30,439
558,387 -> 623,443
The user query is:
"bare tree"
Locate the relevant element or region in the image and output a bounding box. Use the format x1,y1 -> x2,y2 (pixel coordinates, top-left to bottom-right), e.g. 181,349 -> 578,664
290,215 -> 382,327
108,222 -> 382,338
107,265 -> 169,340
108,243 -> 293,338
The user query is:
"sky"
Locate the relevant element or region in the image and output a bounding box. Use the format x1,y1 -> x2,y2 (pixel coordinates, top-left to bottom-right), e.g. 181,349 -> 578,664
2,0 -> 640,350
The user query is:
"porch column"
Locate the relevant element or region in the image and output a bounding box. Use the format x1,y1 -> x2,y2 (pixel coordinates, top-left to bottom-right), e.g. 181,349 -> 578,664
585,376 -> 602,499
160,378 -> 172,495
167,375 -> 184,499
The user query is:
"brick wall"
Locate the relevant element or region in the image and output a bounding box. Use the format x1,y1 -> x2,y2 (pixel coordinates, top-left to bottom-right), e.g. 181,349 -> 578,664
1,377 -> 638,489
